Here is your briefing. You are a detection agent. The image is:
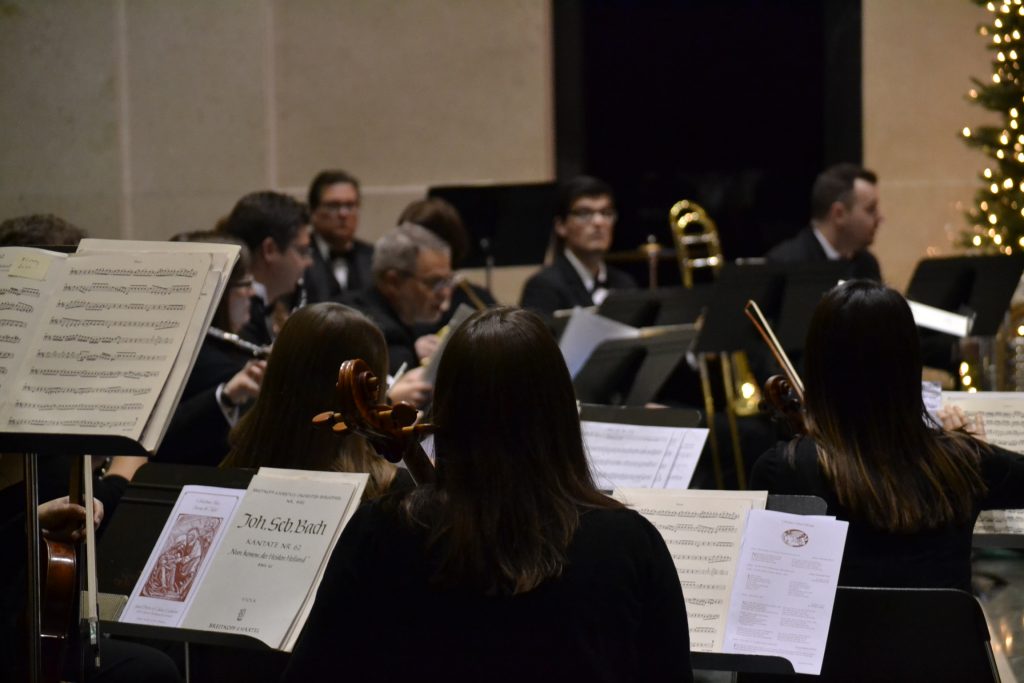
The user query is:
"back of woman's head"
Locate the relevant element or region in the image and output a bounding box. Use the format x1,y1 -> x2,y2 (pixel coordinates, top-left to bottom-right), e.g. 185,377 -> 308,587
420,307 -> 618,595
225,303 -> 389,478
802,280 -> 983,531
804,280 -> 923,442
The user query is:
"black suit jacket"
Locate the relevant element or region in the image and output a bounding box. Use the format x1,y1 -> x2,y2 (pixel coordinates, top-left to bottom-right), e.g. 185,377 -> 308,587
765,226 -> 882,282
305,239 -> 374,303
344,287 -> 418,375
157,336 -> 252,466
520,252 -> 637,316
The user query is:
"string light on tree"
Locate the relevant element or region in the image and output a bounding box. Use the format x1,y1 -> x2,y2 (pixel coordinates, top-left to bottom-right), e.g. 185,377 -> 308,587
964,0 -> 1024,254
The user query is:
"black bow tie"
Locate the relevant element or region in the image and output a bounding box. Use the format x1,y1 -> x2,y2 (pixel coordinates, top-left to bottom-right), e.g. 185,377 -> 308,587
329,249 -> 353,262
590,277 -> 608,293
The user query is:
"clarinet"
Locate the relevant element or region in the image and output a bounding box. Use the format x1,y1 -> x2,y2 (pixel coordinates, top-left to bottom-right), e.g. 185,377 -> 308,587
206,326 -> 272,359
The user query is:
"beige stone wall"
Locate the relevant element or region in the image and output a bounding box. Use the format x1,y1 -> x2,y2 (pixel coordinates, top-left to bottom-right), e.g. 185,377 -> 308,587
0,0 -> 553,299
864,0 -> 996,290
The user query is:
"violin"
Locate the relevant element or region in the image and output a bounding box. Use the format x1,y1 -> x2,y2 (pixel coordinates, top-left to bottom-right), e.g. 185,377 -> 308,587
743,300 -> 807,436
312,359 -> 436,485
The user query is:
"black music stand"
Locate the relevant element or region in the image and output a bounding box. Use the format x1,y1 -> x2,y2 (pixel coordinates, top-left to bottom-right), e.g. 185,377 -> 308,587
579,402 -> 702,428
597,286 -> 695,328
691,264 -> 785,489
775,262 -> 848,354
573,326 -> 697,406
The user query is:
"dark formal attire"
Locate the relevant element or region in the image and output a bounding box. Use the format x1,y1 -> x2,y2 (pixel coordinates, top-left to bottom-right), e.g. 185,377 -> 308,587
413,279 -> 497,336
764,226 -> 882,282
284,502 -> 691,682
520,252 -> 637,316
344,287 -> 418,375
238,296 -> 273,347
304,238 -> 374,303
750,436 -> 1024,591
156,336 -> 252,466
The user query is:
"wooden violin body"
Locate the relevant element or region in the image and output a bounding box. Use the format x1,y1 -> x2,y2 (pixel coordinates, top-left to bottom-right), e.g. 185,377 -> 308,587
313,358 -> 436,484
744,300 -> 808,436
39,536 -> 76,683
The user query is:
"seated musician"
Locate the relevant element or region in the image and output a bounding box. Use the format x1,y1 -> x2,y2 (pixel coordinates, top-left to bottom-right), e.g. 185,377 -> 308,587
750,280 -> 1024,590
520,175 -> 636,316
397,196 -> 497,331
221,302 -> 414,500
157,231 -> 266,466
284,307 -> 691,682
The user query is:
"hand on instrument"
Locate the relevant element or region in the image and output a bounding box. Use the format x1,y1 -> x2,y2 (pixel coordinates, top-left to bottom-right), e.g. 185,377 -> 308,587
937,405 -> 987,441
224,359 -> 267,406
386,366 -> 432,409
38,496 -> 103,543
414,334 -> 441,364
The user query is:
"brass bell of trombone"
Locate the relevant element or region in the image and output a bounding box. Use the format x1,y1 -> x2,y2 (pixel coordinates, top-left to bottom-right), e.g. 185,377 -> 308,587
669,199 -> 724,289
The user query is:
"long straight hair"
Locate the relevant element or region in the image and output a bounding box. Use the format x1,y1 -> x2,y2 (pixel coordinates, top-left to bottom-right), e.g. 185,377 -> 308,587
402,307 -> 621,595
803,280 -> 985,531
223,303 -> 397,498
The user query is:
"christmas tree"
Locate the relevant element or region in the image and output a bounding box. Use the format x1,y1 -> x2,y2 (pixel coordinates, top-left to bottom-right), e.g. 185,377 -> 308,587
962,0 -> 1024,254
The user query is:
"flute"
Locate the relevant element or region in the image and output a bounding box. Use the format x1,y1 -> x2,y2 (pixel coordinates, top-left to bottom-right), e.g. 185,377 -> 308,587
206,326 -> 272,359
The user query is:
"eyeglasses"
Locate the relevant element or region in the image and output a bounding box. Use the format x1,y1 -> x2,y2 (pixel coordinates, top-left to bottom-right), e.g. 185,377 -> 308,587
569,208 -> 618,222
317,201 -> 360,214
401,271 -> 455,294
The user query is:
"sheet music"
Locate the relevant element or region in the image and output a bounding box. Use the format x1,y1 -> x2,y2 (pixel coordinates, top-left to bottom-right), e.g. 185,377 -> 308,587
0,248 -> 69,397
723,509 -> 847,676
558,307 -> 639,378
120,485 -> 245,628
584,421 -> 709,491
942,391 -> 1024,453
975,508 -> 1024,534
0,252 -> 208,438
614,488 -> 767,652
76,239 -> 239,451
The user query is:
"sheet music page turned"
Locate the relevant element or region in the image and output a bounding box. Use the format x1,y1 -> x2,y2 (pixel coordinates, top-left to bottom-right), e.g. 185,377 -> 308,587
613,489 -> 766,652
0,251 -> 209,439
941,391 -> 1024,454
584,421 -> 709,491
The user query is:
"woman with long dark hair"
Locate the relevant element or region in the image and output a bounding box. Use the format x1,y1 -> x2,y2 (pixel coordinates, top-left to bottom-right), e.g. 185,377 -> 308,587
751,280 -> 1024,590
285,307 -> 691,681
222,302 -> 409,499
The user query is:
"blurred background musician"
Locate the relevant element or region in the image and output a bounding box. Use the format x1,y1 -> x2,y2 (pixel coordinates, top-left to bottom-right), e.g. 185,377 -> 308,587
520,175 -> 637,316
220,191 -> 313,345
751,280 -> 1024,591
344,224 -> 453,408
303,169 -> 374,303
221,302 -> 413,499
0,213 -> 86,247
396,196 -> 496,331
156,231 -> 266,467
284,307 -> 691,681
764,164 -> 883,282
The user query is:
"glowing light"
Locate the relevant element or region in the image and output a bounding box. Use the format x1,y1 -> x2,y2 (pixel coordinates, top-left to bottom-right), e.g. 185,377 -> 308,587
1005,177 -> 1015,188
987,1 -> 995,9
982,26 -> 991,35
1012,120 -> 1019,129
1001,133 -> 1010,144
1017,324 -> 1024,335
996,73 -> 1003,83
1014,29 -> 1020,38
1019,236 -> 1024,246
991,182 -> 1000,193
963,375 -> 973,387
740,382 -> 756,400
1014,107 -> 1020,116
1013,50 -> 1020,58
998,149 -> 1007,158
982,200 -> 990,209
995,233 -> 1004,244
990,214 -> 999,224
969,387 -> 978,393
1017,153 -> 1024,161
960,362 -> 970,376
996,35 -> 1003,44
974,235 -> 984,246
984,168 -> 993,178
997,17 -> 1005,27
964,127 -> 973,137
1000,52 -> 1008,61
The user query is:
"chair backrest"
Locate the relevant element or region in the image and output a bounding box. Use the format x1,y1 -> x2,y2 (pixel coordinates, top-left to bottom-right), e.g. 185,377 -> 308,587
818,586 -> 998,682
738,586 -> 999,683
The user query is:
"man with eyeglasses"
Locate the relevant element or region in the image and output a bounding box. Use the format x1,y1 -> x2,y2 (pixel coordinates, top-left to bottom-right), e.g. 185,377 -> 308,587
304,169 -> 375,302
222,190 -> 314,345
345,223 -> 454,408
520,175 -> 636,316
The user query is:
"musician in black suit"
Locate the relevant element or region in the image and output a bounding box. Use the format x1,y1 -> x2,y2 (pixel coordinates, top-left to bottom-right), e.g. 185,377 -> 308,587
520,176 -> 636,316
765,164 -> 884,282
303,170 -> 374,302
221,191 -> 313,345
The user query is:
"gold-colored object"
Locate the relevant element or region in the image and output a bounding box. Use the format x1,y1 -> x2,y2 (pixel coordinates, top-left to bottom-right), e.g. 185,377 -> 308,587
668,200 -> 724,289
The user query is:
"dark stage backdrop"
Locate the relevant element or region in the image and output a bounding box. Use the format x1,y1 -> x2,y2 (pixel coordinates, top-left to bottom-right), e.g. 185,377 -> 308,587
554,0 -> 862,275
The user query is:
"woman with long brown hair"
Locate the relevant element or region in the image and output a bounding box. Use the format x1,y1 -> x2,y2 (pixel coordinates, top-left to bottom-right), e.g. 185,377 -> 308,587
285,307 -> 691,681
751,279 -> 1024,590
222,302 -> 409,499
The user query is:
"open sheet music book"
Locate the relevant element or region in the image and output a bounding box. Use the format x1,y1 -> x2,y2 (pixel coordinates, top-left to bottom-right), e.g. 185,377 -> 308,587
120,468 -> 367,651
615,488 -> 848,675
584,420 -> 709,490
941,392 -> 1024,534
0,240 -> 237,453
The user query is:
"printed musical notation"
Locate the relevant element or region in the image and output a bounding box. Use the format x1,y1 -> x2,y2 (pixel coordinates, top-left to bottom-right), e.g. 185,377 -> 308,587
0,301 -> 33,313
13,400 -> 145,413
0,335 -> 21,344
67,266 -> 200,278
638,508 -> 742,521
0,286 -> 40,297
34,350 -> 169,363
28,368 -> 161,380
55,300 -> 187,313
48,317 -> 180,331
7,417 -> 138,430
23,384 -> 152,396
666,538 -> 735,549
0,319 -> 27,328
42,333 -> 175,346
61,282 -> 193,296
